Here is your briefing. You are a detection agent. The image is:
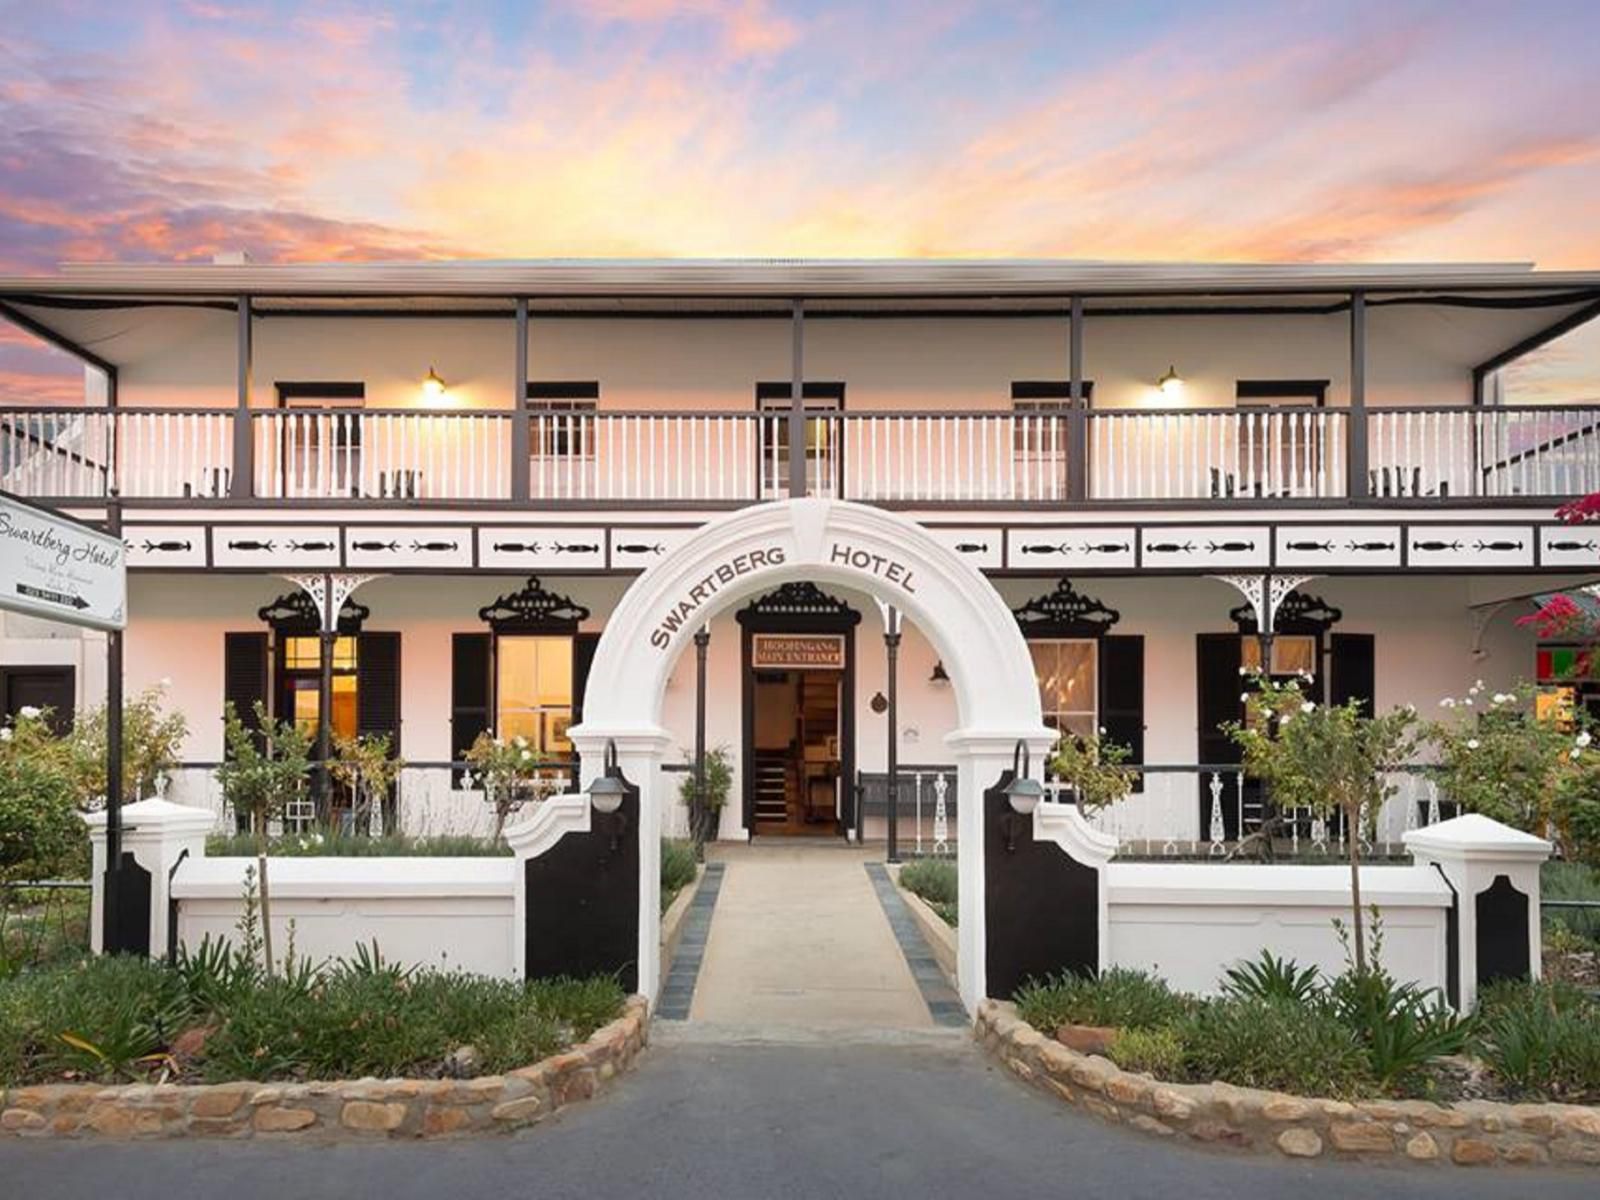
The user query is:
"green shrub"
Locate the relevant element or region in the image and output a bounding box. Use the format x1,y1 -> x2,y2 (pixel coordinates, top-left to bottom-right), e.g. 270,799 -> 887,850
660,839 -> 699,909
1107,1025 -> 1185,1077
0,946 -> 625,1086
898,858 -> 958,925
1326,966 -> 1473,1093
1219,950 -> 1321,1005
1476,980 -> 1600,1101
1542,861 -> 1600,947
1014,967 -> 1188,1033
1179,997 -> 1372,1098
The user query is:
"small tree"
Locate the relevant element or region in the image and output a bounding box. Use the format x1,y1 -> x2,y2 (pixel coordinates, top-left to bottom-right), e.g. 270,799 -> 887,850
678,745 -> 733,858
0,710 -> 87,972
330,732 -> 404,836
215,702 -> 312,974
62,682 -> 188,809
1227,677 -> 1420,973
463,732 -> 544,841
1049,731 -> 1137,817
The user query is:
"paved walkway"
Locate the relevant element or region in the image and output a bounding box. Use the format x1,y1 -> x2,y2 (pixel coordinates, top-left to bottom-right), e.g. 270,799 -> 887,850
685,843 -> 935,1029
6,1041 -> 1594,1200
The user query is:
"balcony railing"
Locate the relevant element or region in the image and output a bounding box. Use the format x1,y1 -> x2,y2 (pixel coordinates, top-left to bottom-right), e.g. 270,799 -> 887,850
4,403 -> 1598,506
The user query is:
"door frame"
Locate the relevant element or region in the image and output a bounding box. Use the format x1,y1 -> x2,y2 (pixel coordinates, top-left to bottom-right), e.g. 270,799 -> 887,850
736,586 -> 859,838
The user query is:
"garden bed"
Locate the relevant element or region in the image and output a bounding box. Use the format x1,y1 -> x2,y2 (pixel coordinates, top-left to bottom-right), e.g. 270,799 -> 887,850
987,960 -> 1600,1167
0,948 -> 643,1140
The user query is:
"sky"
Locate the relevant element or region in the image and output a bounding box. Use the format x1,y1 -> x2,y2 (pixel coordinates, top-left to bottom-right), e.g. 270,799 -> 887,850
1,0 -> 1597,396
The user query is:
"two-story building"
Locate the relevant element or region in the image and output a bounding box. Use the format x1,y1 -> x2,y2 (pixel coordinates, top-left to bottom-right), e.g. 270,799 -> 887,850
3,258 -> 1597,849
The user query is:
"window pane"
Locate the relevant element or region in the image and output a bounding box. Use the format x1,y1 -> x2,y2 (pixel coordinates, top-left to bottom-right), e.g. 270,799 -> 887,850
1030,642 -> 1060,713
497,638 -> 538,711
1056,641 -> 1096,716
499,709 -> 540,743
332,675 -> 358,739
1273,636 -> 1315,677
544,710 -> 574,754
535,637 -> 573,707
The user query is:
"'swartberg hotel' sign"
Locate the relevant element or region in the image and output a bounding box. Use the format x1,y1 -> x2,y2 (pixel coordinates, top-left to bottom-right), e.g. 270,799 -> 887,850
650,540 -> 921,651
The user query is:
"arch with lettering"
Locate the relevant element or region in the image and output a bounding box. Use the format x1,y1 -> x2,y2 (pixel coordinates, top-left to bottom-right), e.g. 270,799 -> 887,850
567,498 -> 1053,1010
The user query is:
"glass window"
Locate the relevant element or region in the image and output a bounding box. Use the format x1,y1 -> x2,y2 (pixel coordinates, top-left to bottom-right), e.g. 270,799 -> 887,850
1030,638 -> 1097,739
283,636 -> 358,670
496,636 -> 574,756
1240,635 -> 1316,677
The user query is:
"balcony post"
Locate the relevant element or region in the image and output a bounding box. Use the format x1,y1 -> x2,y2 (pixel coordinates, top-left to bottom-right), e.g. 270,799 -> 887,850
1067,297 -> 1087,501
230,295 -> 253,499
1347,289 -> 1368,499
788,299 -> 806,499
512,298 -> 530,502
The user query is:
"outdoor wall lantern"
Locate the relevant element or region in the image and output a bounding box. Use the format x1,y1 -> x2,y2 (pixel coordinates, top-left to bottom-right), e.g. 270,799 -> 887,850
929,660 -> 950,686
1002,738 -> 1044,854
421,366 -> 448,402
587,740 -> 629,851
1156,364 -> 1183,398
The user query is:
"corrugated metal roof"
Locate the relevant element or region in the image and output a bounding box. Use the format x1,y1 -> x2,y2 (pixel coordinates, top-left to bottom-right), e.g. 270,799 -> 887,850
2,257 -> 1597,299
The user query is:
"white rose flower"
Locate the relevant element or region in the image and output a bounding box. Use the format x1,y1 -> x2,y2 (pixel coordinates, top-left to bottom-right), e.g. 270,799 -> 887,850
158,676 -> 173,688
1440,698 -> 1456,708
19,705 -> 40,719
0,727 -> 11,742
1463,697 -> 1473,706
1578,731 -> 1593,748
521,749 -> 533,761
1467,738 -> 1480,750
1280,714 -> 1293,726
1300,701 -> 1315,714
1572,749 -> 1583,760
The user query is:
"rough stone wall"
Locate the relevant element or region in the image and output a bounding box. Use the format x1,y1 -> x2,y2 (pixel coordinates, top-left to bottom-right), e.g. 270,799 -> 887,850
977,1000 -> 1600,1168
0,996 -> 647,1140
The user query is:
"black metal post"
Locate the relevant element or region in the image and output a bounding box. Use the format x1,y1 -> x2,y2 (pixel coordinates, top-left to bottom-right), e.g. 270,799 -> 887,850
315,574 -> 334,821
511,298 -> 530,502
1067,296 -> 1087,501
231,295 -> 252,499
788,299 -> 806,499
693,624 -> 710,860
884,606 -> 901,864
102,493 -> 126,952
1348,290 -> 1368,499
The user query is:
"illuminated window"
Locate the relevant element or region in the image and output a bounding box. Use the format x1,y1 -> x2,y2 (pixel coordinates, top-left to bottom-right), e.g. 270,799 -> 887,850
281,637 -> 359,741
496,636 -> 574,755
1030,638 -> 1098,739
283,636 -> 358,671
1240,634 -> 1316,678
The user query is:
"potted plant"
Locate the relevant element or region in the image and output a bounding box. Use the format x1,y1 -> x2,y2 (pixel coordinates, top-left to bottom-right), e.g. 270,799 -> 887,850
678,745 -> 733,858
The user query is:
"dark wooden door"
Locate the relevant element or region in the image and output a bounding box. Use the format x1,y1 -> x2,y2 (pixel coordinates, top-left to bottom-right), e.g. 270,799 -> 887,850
1195,634 -> 1244,840
0,665 -> 75,733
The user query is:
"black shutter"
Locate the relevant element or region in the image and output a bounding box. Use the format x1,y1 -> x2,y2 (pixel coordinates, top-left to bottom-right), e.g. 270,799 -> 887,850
357,632 -> 402,750
1196,634 -> 1243,767
451,633 -> 491,781
571,632 -> 600,726
1098,635 -> 1144,791
1330,633 -> 1376,715
223,632 -> 269,741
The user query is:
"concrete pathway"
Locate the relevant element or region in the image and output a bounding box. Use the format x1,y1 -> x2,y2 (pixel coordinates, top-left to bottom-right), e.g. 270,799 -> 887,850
7,1041 -> 1594,1200
686,843 -> 934,1029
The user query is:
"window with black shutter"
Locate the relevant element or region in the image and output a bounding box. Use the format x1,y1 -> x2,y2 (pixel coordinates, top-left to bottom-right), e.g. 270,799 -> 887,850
356,632 -> 402,748
1098,635 -> 1145,790
223,632 -> 269,739
1330,633 -> 1376,716
451,632 -> 492,784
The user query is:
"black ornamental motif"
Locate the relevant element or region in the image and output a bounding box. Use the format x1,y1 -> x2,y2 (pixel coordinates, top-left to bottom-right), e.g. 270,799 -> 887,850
478,576 -> 591,633
1231,590 -> 1342,635
257,589 -> 369,635
1011,578 -> 1120,638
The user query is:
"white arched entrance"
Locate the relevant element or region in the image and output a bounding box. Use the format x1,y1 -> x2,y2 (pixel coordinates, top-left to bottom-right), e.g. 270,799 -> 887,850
567,498 -> 1053,1010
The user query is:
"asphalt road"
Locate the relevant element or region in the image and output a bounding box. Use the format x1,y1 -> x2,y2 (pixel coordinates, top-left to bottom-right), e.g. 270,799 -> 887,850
4,1035 -> 1595,1200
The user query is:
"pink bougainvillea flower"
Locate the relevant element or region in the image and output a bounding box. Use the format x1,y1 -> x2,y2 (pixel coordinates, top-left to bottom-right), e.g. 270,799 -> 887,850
1556,492 -> 1600,524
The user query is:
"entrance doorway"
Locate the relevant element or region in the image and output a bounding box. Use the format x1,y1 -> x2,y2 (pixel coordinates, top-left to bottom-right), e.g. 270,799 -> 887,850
736,583 -> 860,838
750,665 -> 843,834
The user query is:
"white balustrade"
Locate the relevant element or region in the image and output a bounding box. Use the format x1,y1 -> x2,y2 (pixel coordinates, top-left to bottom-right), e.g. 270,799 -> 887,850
254,410 -> 510,501
844,412 -> 1068,502
0,408 -> 113,497
1089,408 -> 1346,500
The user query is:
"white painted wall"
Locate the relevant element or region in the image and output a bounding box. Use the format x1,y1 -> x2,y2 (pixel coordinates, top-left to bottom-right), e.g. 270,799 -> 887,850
114,569 -> 1543,841
0,609 -> 106,716
106,310 -> 1494,415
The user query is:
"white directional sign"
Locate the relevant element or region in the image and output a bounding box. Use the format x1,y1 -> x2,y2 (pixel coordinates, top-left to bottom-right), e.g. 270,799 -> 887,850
0,492 -> 126,631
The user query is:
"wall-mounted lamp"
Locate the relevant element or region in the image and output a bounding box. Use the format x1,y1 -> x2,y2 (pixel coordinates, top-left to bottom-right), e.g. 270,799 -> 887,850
929,661 -> 950,687
586,739 -> 629,850
1156,365 -> 1183,398
422,366 -> 448,402
1002,738 -> 1044,853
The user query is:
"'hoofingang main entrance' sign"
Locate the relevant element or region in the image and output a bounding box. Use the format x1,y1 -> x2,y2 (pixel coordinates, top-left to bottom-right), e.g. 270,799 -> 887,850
0,493 -> 126,631
752,634 -> 845,670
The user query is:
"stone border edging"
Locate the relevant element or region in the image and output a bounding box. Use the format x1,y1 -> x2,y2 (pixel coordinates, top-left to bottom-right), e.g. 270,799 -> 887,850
886,867 -> 957,982
976,1000 -> 1600,1167
0,996 -> 649,1140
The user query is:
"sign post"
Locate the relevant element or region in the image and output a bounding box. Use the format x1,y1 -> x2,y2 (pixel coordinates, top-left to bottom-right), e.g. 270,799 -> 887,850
0,490 -> 130,950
